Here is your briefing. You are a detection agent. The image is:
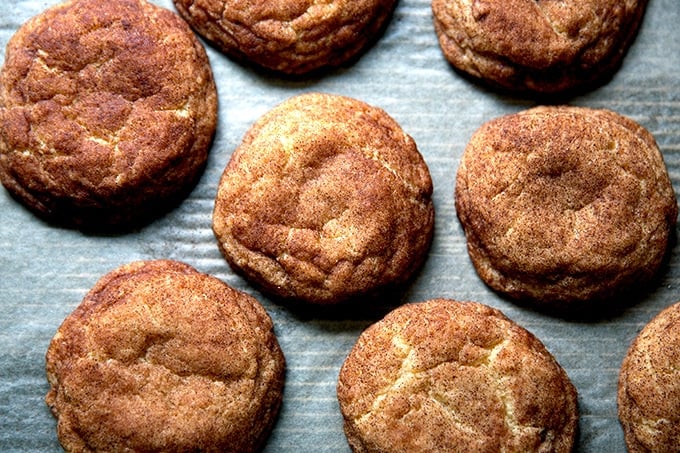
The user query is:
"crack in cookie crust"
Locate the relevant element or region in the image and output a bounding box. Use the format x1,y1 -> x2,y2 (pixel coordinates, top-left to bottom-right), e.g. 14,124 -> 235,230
618,301 -> 680,452
213,93 -> 434,304
337,299 -> 578,452
174,0 -> 397,74
432,0 -> 647,93
0,0 -> 217,228
455,106 -> 677,305
45,260 -> 285,453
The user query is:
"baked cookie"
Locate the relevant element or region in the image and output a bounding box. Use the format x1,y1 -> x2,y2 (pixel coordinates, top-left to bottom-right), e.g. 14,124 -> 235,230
0,0 -> 217,229
455,106 -> 677,307
337,299 -> 578,452
172,0 -> 396,75
618,301 -> 680,452
212,92 -> 434,304
432,0 -> 648,94
45,260 -> 285,453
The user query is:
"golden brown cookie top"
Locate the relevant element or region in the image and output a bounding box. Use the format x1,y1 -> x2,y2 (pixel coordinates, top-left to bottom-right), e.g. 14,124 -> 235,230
618,301 -> 680,453
213,92 -> 434,304
173,0 -> 396,74
0,0 -> 217,228
337,299 -> 578,452
432,0 -> 648,93
455,106 -> 677,306
45,260 -> 285,453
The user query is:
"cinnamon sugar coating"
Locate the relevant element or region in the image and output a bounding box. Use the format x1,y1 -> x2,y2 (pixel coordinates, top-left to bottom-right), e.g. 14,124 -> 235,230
432,0 -> 648,93
213,93 -> 434,304
0,0 -> 217,228
173,0 -> 396,74
45,260 -> 285,452
337,299 -> 578,452
455,106 -> 677,306
618,301 -> 680,452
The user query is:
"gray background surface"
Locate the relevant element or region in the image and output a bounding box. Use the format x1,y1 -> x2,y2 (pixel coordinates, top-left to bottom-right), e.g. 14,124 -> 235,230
1,0 -> 679,451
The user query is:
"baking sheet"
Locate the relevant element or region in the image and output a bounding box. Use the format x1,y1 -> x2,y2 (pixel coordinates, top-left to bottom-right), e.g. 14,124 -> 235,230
1,0 -> 679,451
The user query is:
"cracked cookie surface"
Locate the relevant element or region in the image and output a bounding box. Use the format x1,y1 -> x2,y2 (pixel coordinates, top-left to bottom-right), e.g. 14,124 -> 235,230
432,0 -> 648,93
618,301 -> 680,453
455,106 -> 677,307
0,0 -> 217,229
337,299 -> 578,452
212,92 -> 434,304
172,0 -> 396,74
45,260 -> 285,453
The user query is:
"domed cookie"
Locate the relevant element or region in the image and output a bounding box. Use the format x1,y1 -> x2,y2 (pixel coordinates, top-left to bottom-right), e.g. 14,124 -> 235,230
45,260 -> 285,453
618,301 -> 680,452
432,0 -> 648,94
337,299 -> 578,452
172,0 -> 396,75
212,92 -> 434,304
455,106 -> 677,307
0,0 -> 217,229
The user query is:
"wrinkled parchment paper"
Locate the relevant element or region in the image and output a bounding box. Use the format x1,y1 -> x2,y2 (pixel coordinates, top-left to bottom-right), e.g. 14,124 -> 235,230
1,0 -> 679,451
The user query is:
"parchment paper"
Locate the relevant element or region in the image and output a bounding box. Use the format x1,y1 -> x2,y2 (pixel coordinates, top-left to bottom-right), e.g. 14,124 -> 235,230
1,0 -> 679,451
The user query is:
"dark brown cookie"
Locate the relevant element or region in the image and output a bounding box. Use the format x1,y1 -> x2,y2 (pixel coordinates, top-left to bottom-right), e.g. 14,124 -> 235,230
432,0 -> 648,94
45,260 -> 285,453
455,106 -> 677,307
212,92 -> 434,304
0,0 -> 217,229
337,299 -> 579,452
172,0 -> 396,75
618,301 -> 680,453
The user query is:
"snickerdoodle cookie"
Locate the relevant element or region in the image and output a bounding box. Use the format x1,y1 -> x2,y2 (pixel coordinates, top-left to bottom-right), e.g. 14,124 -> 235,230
212,92 -> 434,304
455,106 -> 677,307
45,260 -> 285,453
337,299 -> 578,452
618,301 -> 680,452
0,0 -> 217,229
432,0 -> 648,94
172,0 -> 396,75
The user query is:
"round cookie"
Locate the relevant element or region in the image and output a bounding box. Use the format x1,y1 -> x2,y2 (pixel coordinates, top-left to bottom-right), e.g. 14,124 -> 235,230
212,92 -> 434,305
45,260 -> 285,453
432,0 -> 648,94
172,0 -> 396,75
455,106 -> 677,307
337,299 -> 578,452
0,0 -> 217,229
618,301 -> 680,452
